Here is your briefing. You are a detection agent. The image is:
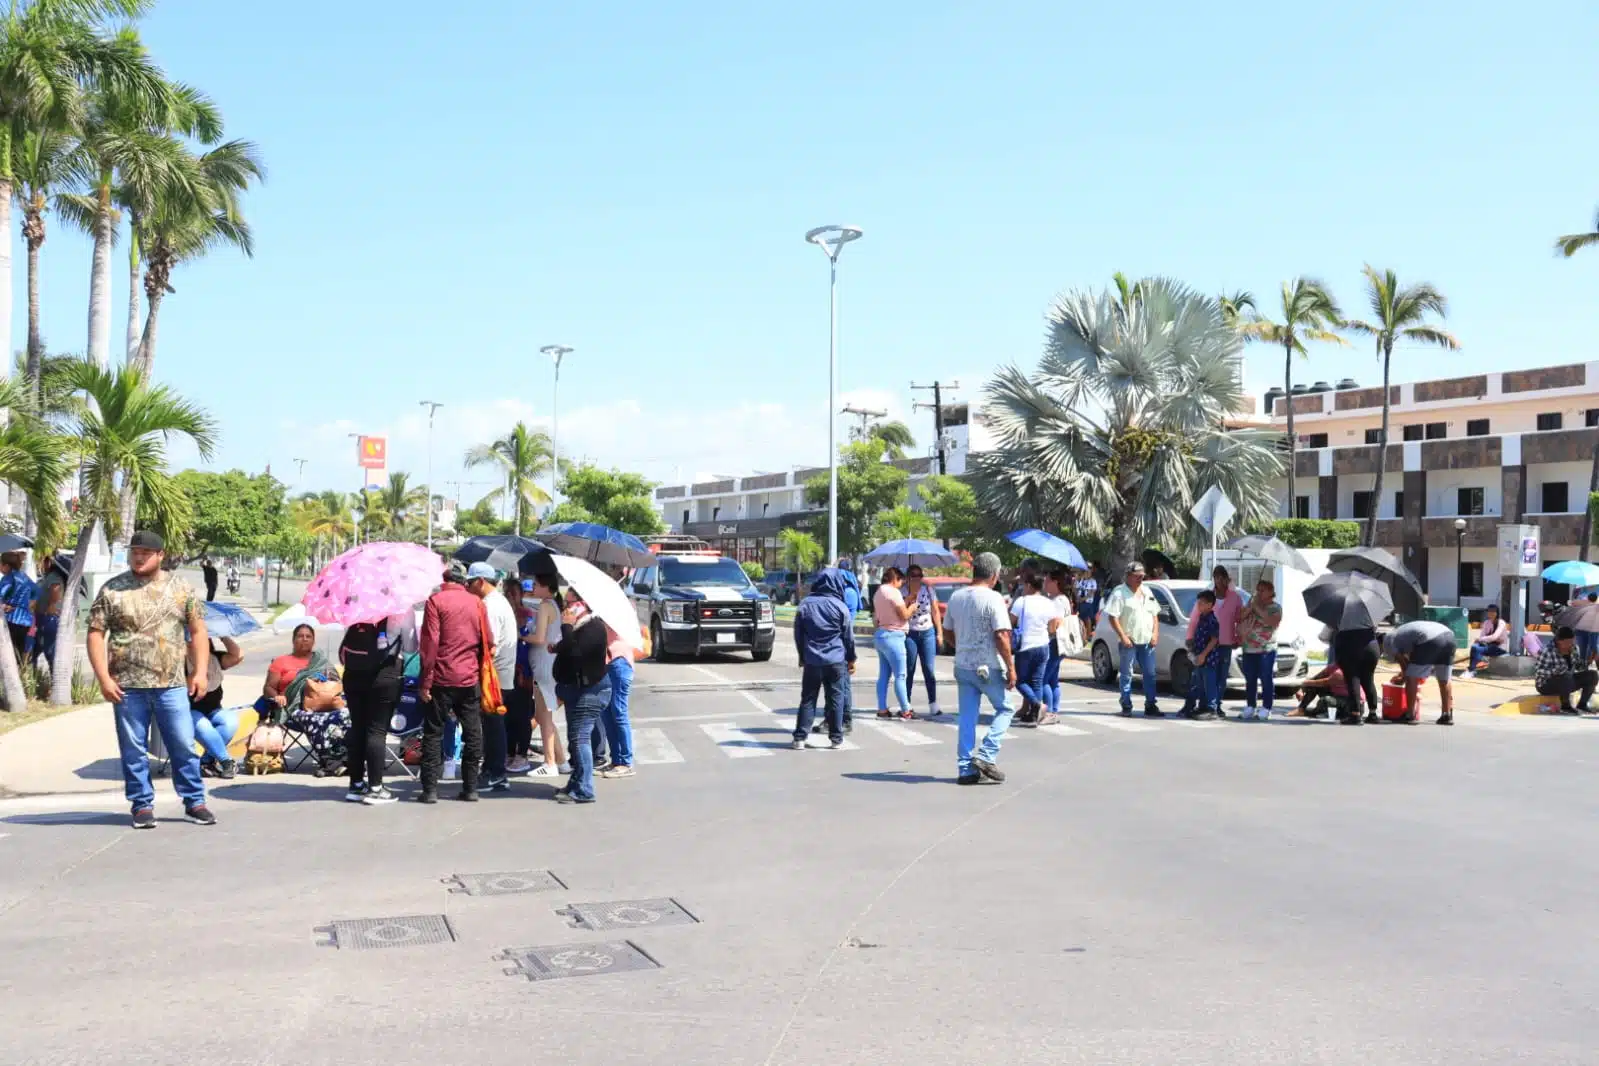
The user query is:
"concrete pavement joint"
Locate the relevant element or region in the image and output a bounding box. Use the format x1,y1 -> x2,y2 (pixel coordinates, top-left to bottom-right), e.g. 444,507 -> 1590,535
0,831 -> 126,920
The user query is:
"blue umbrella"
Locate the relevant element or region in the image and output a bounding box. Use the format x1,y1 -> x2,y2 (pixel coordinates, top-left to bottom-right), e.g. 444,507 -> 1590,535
1542,560 -> 1599,588
535,522 -> 656,569
1005,529 -> 1088,570
201,601 -> 261,639
861,539 -> 959,569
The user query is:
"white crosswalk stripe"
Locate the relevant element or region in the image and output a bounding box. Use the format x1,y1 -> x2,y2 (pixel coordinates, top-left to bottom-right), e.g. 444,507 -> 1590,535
629,727 -> 686,764
1033,721 -> 1091,737
1072,715 -> 1157,733
698,723 -> 779,757
853,719 -> 942,746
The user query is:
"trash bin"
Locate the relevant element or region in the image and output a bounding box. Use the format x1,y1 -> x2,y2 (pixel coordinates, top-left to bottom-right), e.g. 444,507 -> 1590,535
1422,604 -> 1470,647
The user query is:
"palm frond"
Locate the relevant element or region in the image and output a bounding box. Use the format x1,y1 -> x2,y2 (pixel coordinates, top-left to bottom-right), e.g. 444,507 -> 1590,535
1554,210 -> 1599,258
1399,325 -> 1460,350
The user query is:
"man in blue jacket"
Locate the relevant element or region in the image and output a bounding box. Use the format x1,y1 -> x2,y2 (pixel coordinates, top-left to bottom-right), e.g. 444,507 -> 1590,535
792,568 -> 857,749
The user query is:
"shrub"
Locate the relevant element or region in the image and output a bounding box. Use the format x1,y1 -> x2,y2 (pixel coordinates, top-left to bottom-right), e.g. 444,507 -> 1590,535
1270,519 -> 1360,549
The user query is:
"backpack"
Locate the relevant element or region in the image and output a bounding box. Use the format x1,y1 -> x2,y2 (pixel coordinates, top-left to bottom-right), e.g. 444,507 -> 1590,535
341,621 -> 398,679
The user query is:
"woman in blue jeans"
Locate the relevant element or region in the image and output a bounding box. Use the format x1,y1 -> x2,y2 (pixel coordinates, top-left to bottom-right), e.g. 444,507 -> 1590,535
872,567 -> 914,719
551,594 -> 613,805
901,566 -> 943,716
188,637 -> 244,777
1009,572 -> 1061,724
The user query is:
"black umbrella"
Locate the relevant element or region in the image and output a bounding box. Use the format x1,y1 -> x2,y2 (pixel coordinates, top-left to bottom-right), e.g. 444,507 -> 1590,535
1327,546 -> 1425,618
453,535 -> 555,576
1303,571 -> 1395,631
1223,534 -> 1314,574
1141,547 -> 1179,578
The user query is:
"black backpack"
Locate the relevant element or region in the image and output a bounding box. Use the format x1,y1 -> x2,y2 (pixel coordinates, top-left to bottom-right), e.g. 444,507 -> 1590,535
341,621 -> 397,678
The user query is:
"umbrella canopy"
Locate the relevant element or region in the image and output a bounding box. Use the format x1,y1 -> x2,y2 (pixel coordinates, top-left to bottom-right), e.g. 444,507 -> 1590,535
1005,529 -> 1088,570
1541,560 -> 1599,588
552,554 -> 645,653
1560,600 -> 1599,633
302,541 -> 444,626
1223,534 -> 1315,574
201,601 -> 261,639
1303,571 -> 1395,631
0,532 -> 33,553
454,534 -> 555,576
1141,547 -> 1179,578
862,538 -> 960,570
535,522 -> 656,570
1327,546 -> 1424,618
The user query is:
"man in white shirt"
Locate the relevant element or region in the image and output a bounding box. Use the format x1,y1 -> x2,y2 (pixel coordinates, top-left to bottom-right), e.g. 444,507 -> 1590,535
941,552 -> 1018,786
1103,561 -> 1163,717
468,562 -> 519,792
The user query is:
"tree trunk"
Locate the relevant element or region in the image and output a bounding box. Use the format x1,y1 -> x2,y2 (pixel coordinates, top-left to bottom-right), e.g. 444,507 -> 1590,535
25,237 -> 42,397
125,213 -> 142,364
87,203 -> 113,367
1106,493 -> 1141,581
0,182 -> 10,520
0,612 -> 27,712
1581,436 -> 1599,564
49,521 -> 96,705
1366,340 -> 1393,548
1284,339 -> 1296,519
131,287 -> 163,378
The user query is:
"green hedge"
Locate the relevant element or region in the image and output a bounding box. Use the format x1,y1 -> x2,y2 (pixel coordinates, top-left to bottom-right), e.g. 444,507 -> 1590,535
1270,519 -> 1361,549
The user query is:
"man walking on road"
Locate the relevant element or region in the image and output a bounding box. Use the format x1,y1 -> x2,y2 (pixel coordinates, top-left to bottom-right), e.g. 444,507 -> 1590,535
942,552 -> 1017,785
467,562 -> 517,793
201,558 -> 218,602
791,568 -> 857,750
419,562 -> 488,803
1104,561 -> 1163,718
86,531 -> 215,829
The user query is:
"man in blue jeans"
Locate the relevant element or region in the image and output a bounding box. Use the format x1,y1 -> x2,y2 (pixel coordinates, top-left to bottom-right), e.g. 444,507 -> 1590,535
1102,561 -> 1163,717
941,552 -> 1018,785
791,568 -> 857,749
86,531 -> 215,829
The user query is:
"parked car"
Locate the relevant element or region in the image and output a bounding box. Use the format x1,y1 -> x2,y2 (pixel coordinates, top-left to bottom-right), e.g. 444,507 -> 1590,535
628,553 -> 776,662
757,569 -> 806,604
1088,580 -> 1311,695
923,577 -> 970,654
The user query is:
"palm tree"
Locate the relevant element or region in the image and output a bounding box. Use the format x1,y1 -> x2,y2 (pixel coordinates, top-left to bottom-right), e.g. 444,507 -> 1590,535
49,362 -> 214,704
1554,208 -> 1599,259
969,277 -> 1285,577
778,528 -> 823,579
1218,290 -> 1256,328
464,422 -> 555,535
129,137 -> 262,376
872,504 -> 936,543
378,470 -> 427,532
350,487 -> 389,542
1239,279 -> 1347,517
0,375 -> 70,710
12,125 -> 72,393
866,420 -> 916,460
1111,271 -> 1144,320
294,490 -> 353,562
1343,266 -> 1460,549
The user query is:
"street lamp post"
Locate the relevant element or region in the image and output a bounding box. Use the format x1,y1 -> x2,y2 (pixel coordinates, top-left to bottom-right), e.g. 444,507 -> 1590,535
346,432 -> 362,546
1455,517 -> 1468,606
540,345 -> 574,522
804,224 -> 864,565
419,401 -> 443,550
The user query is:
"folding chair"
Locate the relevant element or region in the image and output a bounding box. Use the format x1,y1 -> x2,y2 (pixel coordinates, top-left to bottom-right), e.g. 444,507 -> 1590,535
385,673 -> 424,780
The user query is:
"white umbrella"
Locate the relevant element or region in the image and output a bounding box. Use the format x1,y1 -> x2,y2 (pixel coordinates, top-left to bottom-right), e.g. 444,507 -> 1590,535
553,554 -> 645,653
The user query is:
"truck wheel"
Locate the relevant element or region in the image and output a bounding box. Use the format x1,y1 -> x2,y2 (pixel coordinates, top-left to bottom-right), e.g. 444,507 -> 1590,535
752,646 -> 773,662
650,619 -> 675,663
1090,641 -> 1116,684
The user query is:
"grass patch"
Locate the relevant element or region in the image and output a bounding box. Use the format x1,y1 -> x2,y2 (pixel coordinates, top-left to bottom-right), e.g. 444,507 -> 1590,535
265,603 -> 293,622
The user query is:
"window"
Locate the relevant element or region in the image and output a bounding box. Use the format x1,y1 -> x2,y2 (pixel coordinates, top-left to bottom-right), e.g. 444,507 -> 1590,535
1294,496 -> 1310,520
1402,424 -> 1424,441
681,509 -> 689,526
1467,418 -> 1490,437
712,506 -> 720,520
1538,412 -> 1563,431
1587,409 -> 1599,428
1424,422 -> 1447,440
1305,433 -> 1328,449
762,502 -> 770,516
1457,487 -> 1484,516
1352,491 -> 1374,519
1394,491 -> 1404,517
632,567 -> 656,593
658,556 -> 755,588
1458,562 -> 1484,599
1542,482 -> 1570,513
1364,428 -> 1383,444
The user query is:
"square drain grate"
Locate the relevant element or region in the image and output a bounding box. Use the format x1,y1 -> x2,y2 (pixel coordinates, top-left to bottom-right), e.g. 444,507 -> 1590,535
315,914 -> 457,951
497,940 -> 661,982
444,870 -> 567,896
557,897 -> 699,931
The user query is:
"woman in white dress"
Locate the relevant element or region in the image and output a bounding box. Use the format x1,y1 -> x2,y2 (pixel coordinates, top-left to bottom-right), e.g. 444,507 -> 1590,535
520,574 -> 569,775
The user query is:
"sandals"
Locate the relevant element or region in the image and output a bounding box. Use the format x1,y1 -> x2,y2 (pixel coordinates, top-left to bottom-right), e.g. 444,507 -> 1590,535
876,709 -> 894,719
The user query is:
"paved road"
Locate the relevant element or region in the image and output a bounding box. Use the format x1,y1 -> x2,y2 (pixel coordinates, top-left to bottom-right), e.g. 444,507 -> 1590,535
177,566 -> 311,609
2,637 -> 1597,1064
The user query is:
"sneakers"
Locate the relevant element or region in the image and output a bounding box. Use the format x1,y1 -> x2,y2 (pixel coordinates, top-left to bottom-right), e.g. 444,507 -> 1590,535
1037,712 -> 1061,726
829,738 -> 845,749
131,807 -> 156,830
530,763 -> 563,777
876,709 -> 894,719
345,782 -> 369,803
183,804 -> 217,826
362,786 -> 398,805
1143,708 -> 1165,719
971,756 -> 1005,783
1364,712 -> 1381,724
506,757 -> 533,775
413,790 -> 438,804
896,709 -> 915,721
1239,708 -> 1257,721
487,776 -> 511,792
928,703 -> 942,717
1437,712 -> 1454,726
1193,710 -> 1217,721
957,773 -> 982,786
1119,707 -> 1134,717
215,758 -> 237,780
600,764 -> 635,778
790,739 -> 806,750
455,790 -> 479,803
1258,708 -> 1271,722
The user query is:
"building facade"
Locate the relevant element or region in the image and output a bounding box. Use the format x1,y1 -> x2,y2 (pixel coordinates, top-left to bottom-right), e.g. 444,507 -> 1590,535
1267,361 -> 1599,611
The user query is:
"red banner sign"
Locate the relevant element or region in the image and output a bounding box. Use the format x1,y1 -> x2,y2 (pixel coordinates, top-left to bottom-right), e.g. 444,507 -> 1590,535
358,435 -> 386,469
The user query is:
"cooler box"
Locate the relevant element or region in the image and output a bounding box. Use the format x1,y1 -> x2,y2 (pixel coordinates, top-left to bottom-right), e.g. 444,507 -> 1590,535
1422,605 -> 1470,647
1381,680 -> 1411,721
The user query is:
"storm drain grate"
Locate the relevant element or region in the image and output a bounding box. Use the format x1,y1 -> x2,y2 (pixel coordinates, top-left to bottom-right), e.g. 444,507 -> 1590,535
497,940 -> 662,982
444,870 -> 567,896
557,897 -> 700,931
315,914 -> 457,951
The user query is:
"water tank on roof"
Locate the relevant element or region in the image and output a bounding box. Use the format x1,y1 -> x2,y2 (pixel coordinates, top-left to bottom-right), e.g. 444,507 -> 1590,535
1290,383 -> 1309,395
1310,381 -> 1332,392
1262,386 -> 1284,415
1337,377 -> 1359,390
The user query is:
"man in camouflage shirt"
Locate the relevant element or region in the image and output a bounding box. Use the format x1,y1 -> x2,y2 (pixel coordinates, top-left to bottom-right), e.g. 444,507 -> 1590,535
87,530 -> 215,829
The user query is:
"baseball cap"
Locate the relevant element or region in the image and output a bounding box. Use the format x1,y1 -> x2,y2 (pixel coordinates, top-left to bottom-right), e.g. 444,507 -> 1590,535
1125,561 -> 1145,575
465,562 -> 498,582
129,530 -> 165,551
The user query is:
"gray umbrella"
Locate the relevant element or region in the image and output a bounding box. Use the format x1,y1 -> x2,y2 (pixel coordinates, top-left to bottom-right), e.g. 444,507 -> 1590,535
1223,534 -> 1314,574
1303,571 -> 1395,631
1327,546 -> 1425,618
1558,600 -> 1599,633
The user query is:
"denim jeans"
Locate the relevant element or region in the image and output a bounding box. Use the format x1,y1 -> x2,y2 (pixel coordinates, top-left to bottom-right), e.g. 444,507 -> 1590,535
191,707 -> 240,763
115,687 -> 205,811
1182,654 -> 1219,711
954,665 -> 1015,776
1470,641 -> 1507,667
32,615 -> 57,671
1240,650 -> 1277,710
903,626 -> 939,705
1043,647 -> 1063,714
1117,643 -> 1160,712
875,629 -> 909,711
1014,645 -> 1050,707
603,658 -> 634,767
558,678 -> 613,802
1210,645 -> 1235,710
794,661 -> 850,742
482,712 -> 508,782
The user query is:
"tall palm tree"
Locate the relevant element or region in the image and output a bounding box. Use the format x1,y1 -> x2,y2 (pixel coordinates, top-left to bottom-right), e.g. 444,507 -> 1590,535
871,504 -> 935,543
293,490 -> 352,560
970,277 -> 1284,576
464,422 -> 555,535
778,528 -> 822,578
866,419 -> 915,460
1217,290 -> 1256,328
49,362 -> 214,704
0,374 -> 69,710
378,470 -> 426,532
130,137 -> 262,376
350,487 -> 388,542
1343,266 -> 1460,548
1239,279 -> 1347,517
11,125 -> 72,393
1554,208 -> 1599,259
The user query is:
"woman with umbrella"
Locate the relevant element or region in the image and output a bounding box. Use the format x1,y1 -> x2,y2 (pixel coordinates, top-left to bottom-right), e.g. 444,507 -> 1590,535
1302,571 -> 1392,726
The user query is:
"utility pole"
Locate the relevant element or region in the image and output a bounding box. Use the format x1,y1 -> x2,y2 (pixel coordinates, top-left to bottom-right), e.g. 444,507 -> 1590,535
419,400 -> 444,550
292,458 -> 308,485
911,380 -> 959,475
841,404 -> 888,443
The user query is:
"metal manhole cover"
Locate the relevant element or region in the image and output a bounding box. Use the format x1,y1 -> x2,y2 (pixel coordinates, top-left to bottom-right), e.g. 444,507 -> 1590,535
444,870 -> 567,896
315,914 -> 456,950
496,940 -> 661,982
557,897 -> 699,931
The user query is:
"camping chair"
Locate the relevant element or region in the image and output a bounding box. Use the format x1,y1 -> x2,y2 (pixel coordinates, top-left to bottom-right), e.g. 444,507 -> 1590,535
258,697 -> 319,774
384,655 -> 424,780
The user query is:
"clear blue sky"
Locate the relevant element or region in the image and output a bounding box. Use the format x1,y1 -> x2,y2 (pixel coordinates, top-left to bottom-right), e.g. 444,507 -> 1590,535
22,0 -> 1599,505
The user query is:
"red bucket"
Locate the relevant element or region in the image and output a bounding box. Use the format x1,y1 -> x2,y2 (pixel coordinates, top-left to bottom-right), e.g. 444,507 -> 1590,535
1381,680 -> 1411,721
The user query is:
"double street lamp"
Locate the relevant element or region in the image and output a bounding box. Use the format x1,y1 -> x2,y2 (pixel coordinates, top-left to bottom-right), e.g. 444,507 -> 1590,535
804,224 -> 863,565
541,345 -> 574,516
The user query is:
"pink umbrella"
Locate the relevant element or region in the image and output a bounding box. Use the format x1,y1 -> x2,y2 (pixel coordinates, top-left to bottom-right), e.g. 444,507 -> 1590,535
301,541 -> 444,626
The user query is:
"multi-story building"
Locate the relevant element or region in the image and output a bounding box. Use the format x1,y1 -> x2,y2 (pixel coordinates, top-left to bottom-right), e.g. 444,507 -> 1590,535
1266,361 -> 1599,611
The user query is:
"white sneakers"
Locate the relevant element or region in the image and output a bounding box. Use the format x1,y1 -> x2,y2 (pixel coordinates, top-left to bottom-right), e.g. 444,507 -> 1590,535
1239,707 -> 1271,722
530,762 -> 572,777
